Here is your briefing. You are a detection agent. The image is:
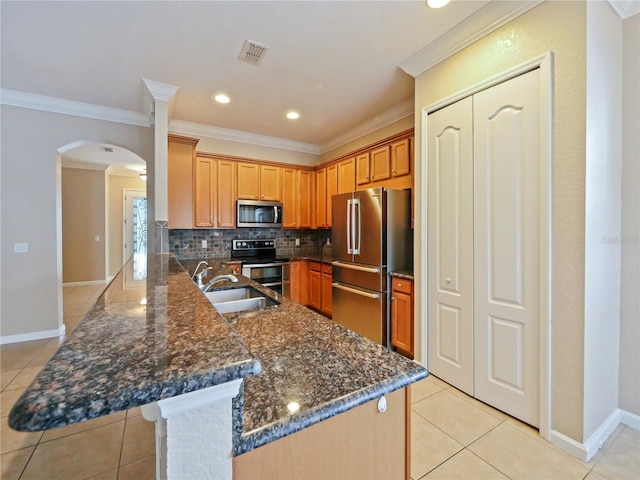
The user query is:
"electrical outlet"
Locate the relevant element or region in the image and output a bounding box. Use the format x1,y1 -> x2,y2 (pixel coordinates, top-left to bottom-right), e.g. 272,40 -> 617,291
202,240 -> 207,249
295,238 -> 300,246
14,243 -> 28,253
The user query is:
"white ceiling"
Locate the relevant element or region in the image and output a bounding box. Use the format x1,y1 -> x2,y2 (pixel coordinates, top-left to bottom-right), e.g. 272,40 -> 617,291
1,0 -> 536,168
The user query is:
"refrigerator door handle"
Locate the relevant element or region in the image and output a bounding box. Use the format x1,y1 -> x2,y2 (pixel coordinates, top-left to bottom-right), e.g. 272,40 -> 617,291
331,261 -> 381,274
332,282 -> 380,299
352,198 -> 360,255
346,199 -> 353,254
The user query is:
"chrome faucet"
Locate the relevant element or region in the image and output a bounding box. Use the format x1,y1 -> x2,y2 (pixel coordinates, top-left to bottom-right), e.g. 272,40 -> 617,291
202,274 -> 239,293
192,261 -> 212,289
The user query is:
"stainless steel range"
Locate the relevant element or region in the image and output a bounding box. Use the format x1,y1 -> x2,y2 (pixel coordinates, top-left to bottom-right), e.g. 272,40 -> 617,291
231,239 -> 290,297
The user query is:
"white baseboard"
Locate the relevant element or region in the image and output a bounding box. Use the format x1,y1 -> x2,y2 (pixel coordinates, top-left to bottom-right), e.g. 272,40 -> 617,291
0,324 -> 66,345
62,279 -> 108,287
619,409 -> 640,430
550,408 -> 638,462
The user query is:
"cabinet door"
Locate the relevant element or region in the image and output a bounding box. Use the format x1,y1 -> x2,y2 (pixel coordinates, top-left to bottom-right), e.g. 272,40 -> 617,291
168,138 -> 196,229
309,270 -> 322,310
321,271 -> 333,317
355,152 -> 370,185
337,158 -> 355,194
315,168 -> 327,228
237,162 -> 260,199
282,168 -> 297,228
290,260 -> 301,303
370,146 -> 391,182
261,165 -> 282,201
297,170 -> 313,228
391,139 -> 410,178
216,160 -> 236,228
326,164 -> 338,228
194,157 -> 215,227
391,283 -> 413,358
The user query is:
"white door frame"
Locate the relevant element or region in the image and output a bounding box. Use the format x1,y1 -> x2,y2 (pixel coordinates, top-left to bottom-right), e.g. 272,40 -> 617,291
420,52 -> 553,441
123,189 -> 147,265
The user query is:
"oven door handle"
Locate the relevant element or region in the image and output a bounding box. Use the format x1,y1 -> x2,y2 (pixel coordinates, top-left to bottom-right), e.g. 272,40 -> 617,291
243,262 -> 290,268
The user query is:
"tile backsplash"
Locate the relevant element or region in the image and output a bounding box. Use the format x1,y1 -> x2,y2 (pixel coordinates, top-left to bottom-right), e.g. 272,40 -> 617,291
169,228 -> 331,259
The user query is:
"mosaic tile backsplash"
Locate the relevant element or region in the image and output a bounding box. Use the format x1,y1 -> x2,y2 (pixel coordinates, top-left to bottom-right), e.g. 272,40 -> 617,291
169,228 -> 331,259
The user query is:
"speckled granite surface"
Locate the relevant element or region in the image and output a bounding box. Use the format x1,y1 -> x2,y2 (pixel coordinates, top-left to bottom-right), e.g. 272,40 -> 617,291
390,270 -> 414,280
10,253 -> 427,456
9,254 -> 261,432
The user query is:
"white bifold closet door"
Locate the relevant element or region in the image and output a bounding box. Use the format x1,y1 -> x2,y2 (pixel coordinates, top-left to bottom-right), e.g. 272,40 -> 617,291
427,69 -> 540,427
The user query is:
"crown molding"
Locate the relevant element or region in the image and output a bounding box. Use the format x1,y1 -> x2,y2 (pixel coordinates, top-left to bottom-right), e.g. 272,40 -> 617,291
318,98 -> 414,154
168,119 -> 321,155
142,79 -> 180,102
399,0 -> 543,78
607,0 -> 640,19
0,88 -> 150,127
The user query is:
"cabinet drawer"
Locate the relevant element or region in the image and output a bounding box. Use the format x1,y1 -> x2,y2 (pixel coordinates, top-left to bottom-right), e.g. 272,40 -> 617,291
392,277 -> 412,295
310,261 -> 322,272
322,263 -> 332,275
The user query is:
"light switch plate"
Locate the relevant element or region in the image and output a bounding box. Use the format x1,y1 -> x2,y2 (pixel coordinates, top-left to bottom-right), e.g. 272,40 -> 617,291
14,243 -> 28,253
202,240 -> 207,248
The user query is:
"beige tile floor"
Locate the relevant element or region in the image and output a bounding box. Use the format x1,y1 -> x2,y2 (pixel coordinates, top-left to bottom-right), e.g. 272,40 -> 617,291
1,284 -> 639,479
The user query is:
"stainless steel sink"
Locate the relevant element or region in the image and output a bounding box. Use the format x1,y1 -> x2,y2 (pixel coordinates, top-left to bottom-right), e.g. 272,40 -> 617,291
212,297 -> 269,314
205,286 -> 280,314
205,286 -> 263,304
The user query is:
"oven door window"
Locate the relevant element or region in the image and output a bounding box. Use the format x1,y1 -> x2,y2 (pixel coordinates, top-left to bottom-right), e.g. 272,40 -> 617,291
246,265 -> 282,284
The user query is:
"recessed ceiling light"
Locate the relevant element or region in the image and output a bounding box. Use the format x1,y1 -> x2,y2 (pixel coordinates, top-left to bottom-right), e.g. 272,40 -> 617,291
214,94 -> 230,104
286,111 -> 300,120
426,0 -> 450,8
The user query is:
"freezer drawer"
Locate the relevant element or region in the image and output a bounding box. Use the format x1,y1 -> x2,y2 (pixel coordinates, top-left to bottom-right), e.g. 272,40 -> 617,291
332,282 -> 388,346
332,261 -> 387,292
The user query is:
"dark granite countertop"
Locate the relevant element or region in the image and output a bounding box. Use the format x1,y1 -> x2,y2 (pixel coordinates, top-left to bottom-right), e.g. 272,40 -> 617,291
9,253 -> 427,456
390,270 -> 414,280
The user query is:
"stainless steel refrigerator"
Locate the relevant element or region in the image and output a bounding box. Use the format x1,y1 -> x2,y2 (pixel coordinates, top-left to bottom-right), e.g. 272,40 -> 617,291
331,187 -> 412,346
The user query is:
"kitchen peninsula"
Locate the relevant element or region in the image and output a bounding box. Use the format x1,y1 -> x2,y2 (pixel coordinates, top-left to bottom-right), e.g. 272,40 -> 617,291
9,254 -> 427,479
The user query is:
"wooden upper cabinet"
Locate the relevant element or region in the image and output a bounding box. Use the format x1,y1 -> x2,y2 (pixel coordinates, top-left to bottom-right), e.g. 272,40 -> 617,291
370,146 -> 391,182
356,152 -> 370,185
282,168 -> 297,228
326,164 -> 338,228
194,156 -> 216,227
168,135 -> 198,229
283,168 -> 314,229
391,138 -> 410,178
216,159 -> 236,228
337,158 -> 355,194
297,170 -> 313,228
237,162 -> 281,201
237,162 -> 261,200
261,165 -> 282,201
315,167 -> 327,228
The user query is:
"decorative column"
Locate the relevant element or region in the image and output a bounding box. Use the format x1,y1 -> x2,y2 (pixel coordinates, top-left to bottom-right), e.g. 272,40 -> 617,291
141,379 -> 242,480
142,79 -> 179,253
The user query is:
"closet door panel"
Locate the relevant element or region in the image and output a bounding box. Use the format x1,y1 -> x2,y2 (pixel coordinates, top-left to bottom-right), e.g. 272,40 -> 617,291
473,68 -> 540,427
427,96 -> 474,396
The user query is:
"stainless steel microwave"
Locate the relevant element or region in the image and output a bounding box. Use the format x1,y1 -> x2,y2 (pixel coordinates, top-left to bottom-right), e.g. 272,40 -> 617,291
237,200 -> 283,227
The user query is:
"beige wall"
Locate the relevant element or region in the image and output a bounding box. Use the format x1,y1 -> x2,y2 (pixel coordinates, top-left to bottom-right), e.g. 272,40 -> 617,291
620,13 -> 640,416
319,116 -> 414,163
1,105 -> 153,339
107,175 -> 147,278
414,0 -> 588,441
62,168 -> 106,283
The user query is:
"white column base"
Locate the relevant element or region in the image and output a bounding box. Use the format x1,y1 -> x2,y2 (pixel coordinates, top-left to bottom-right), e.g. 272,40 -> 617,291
141,379 -> 242,480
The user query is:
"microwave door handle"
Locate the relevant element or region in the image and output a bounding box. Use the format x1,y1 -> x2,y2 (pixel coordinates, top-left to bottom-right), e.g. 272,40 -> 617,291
274,206 -> 279,224
346,199 -> 352,254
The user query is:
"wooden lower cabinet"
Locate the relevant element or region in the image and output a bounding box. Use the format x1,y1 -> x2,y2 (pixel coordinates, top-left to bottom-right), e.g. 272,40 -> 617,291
233,388 -> 409,480
320,263 -> 332,317
391,277 -> 414,359
308,263 -> 322,311
289,260 -> 309,304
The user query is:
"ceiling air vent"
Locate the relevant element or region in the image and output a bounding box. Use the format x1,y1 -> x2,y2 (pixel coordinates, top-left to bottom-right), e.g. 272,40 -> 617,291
238,40 -> 268,65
